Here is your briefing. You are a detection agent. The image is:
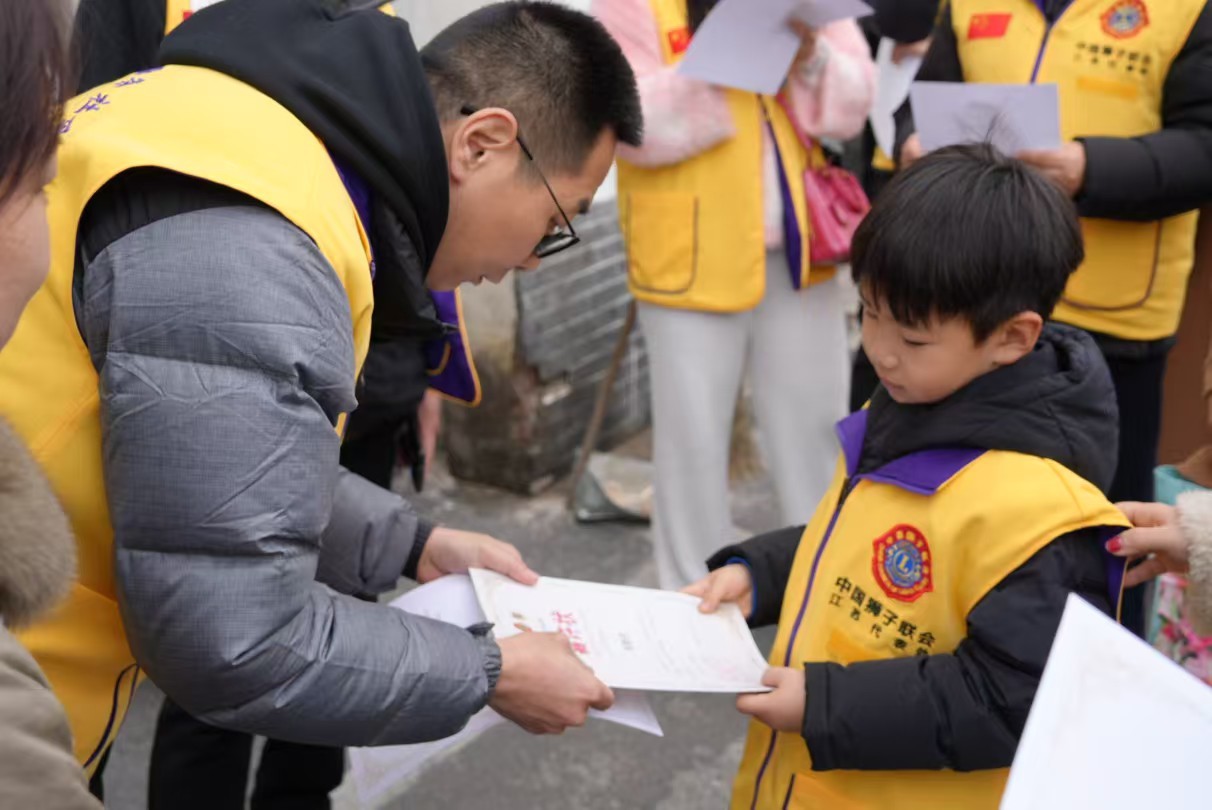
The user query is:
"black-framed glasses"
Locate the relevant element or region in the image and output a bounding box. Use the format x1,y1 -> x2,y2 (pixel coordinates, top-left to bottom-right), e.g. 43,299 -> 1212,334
461,105 -> 580,259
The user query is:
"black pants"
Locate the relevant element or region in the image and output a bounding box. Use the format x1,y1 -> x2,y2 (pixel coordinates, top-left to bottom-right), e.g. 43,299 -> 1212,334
849,339 -> 1169,636
149,698 -> 345,810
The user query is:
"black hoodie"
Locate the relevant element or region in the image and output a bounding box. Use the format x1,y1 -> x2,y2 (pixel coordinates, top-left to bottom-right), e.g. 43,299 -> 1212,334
710,325 -> 1121,773
158,0 -> 449,342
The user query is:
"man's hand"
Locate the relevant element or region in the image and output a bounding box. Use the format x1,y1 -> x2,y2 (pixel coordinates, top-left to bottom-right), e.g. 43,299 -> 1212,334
416,527 -> 538,585
490,632 -> 615,734
899,133 -> 924,169
736,668 -> 806,733
1017,141 -> 1087,198
417,389 -> 443,481
682,564 -> 754,618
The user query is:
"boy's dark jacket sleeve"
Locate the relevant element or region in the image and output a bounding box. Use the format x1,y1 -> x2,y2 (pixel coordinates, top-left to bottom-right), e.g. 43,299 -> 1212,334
802,528 -> 1112,772
895,2 -> 1212,222
708,527 -> 806,628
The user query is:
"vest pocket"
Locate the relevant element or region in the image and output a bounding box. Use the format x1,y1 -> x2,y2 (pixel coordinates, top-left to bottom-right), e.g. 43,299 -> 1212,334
625,191 -> 699,295
1063,219 -> 1161,311
787,773 -> 871,809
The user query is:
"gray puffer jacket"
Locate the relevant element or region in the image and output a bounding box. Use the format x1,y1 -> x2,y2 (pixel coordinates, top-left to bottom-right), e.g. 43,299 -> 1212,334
79,200 -> 499,747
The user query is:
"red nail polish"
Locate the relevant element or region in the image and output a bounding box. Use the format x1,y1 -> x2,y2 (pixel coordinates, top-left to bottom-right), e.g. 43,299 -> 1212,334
1106,537 -> 1123,553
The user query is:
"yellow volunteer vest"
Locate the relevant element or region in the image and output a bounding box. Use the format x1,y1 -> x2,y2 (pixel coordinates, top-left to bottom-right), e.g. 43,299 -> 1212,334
616,0 -> 828,313
951,0 -> 1204,341
0,65 -> 374,771
732,415 -> 1129,809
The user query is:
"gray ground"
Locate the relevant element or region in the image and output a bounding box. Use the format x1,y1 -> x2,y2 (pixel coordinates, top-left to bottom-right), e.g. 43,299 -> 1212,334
99,449 -> 782,810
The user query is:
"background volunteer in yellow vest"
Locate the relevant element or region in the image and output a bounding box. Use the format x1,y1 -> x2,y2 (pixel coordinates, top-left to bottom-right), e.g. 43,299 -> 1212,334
686,146 -> 1130,809
70,1 -> 458,804
594,0 -> 876,590
0,0 -> 642,777
0,1 -> 103,807
895,0 -> 1212,637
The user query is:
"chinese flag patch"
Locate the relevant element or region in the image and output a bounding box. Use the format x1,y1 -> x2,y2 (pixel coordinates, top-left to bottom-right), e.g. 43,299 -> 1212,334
667,27 -> 691,57
968,12 -> 1012,40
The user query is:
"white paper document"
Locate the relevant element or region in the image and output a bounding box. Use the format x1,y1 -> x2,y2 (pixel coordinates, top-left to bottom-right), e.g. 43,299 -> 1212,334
1001,595 -> 1212,810
679,0 -> 872,96
470,568 -> 770,693
348,576 -> 663,805
909,82 -> 1061,156
870,37 -> 923,157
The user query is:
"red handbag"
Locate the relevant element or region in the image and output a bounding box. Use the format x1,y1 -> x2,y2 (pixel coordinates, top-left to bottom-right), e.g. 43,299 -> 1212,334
781,102 -> 871,266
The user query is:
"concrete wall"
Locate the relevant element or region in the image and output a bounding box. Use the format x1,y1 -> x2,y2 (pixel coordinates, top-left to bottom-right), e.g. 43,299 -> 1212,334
444,201 -> 649,493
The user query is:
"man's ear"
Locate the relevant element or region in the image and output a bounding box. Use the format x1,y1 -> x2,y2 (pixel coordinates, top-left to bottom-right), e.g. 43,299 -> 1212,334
447,108 -> 519,183
991,311 -> 1044,365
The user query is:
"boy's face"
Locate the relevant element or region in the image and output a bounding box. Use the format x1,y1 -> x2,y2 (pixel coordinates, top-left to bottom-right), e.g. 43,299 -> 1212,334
859,288 -> 1042,406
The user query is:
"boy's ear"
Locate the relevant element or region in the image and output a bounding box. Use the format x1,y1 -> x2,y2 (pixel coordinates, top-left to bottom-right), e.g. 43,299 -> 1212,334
991,311 -> 1044,365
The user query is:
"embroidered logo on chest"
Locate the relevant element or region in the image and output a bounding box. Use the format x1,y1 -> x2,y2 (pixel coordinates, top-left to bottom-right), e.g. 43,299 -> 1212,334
1102,0 -> 1149,39
872,525 -> 933,603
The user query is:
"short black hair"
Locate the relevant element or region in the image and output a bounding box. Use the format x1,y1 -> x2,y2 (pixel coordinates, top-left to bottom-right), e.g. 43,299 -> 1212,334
421,1 -> 643,176
0,0 -> 72,206
851,143 -> 1084,342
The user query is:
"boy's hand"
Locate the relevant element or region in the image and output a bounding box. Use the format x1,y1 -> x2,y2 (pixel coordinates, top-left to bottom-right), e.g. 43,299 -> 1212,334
682,564 -> 753,618
736,668 -> 806,733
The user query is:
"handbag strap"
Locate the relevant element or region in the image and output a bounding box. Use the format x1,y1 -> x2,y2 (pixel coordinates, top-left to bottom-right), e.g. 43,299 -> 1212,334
774,93 -> 828,171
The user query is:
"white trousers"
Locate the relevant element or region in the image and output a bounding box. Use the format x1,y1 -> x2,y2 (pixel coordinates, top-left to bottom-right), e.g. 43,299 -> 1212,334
639,253 -> 849,590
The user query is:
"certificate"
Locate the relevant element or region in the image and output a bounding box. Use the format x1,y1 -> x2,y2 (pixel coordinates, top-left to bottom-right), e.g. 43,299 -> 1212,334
470,569 -> 771,693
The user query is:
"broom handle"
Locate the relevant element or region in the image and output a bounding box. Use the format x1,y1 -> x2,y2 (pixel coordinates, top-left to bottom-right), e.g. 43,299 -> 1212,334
566,299 -> 638,506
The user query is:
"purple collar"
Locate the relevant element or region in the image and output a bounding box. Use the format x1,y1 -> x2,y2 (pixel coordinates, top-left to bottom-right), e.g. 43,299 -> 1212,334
330,154 -> 375,278
836,410 -> 984,495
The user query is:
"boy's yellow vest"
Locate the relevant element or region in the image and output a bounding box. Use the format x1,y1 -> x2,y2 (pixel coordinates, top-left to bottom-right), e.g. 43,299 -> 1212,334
951,0 -> 1204,341
616,0 -> 826,313
0,65 -> 375,771
732,411 -> 1129,809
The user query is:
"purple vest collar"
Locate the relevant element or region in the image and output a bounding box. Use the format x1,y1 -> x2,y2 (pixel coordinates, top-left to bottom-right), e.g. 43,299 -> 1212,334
331,156 -> 481,404
837,410 -> 985,495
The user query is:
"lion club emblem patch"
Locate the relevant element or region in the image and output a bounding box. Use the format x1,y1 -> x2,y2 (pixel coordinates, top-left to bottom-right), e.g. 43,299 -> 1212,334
1102,0 -> 1149,39
872,525 -> 933,602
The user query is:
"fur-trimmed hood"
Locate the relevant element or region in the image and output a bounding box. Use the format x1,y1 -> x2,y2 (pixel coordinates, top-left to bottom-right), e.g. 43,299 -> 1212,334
0,419 -> 76,628
1178,489 -> 1212,637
